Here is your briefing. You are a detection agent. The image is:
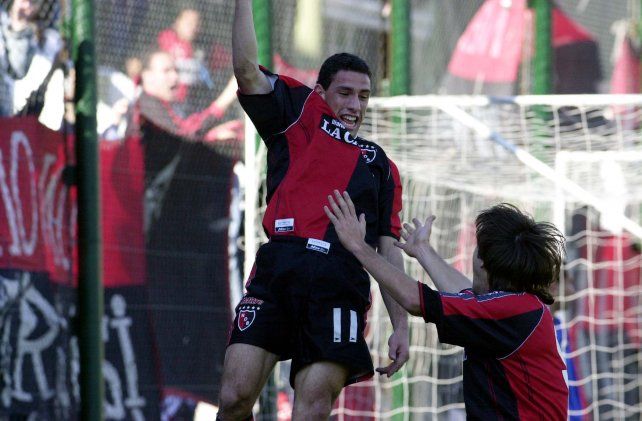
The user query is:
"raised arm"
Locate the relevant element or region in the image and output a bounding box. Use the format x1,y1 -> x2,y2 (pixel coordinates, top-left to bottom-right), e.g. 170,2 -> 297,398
397,218 -> 472,294
233,0 -> 272,94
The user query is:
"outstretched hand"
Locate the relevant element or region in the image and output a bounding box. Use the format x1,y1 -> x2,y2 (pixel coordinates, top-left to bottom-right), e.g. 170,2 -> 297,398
394,215 -> 436,258
324,190 -> 366,253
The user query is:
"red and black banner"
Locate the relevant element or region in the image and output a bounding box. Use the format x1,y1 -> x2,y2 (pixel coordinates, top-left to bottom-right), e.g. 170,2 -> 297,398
0,116 -> 238,419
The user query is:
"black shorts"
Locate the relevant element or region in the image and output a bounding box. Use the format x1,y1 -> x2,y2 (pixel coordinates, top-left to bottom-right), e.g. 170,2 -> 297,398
228,236 -> 374,387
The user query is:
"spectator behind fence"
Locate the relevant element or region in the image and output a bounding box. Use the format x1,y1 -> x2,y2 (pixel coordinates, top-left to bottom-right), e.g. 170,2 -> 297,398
97,64 -> 139,141
97,56 -> 146,141
139,50 -> 240,142
1,0 -> 61,117
10,0 -> 62,120
157,7 -> 211,114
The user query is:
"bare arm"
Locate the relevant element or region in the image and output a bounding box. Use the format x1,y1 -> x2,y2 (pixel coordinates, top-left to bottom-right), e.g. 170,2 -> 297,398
376,236 -> 410,376
378,237 -> 410,328
397,218 -> 472,294
233,0 -> 272,94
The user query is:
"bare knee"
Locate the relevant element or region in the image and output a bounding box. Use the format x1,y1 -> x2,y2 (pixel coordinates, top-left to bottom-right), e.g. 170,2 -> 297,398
217,344 -> 279,420
293,395 -> 334,420
218,382 -> 256,420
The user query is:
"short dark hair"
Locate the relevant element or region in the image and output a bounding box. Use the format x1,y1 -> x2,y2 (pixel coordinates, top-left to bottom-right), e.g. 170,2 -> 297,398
475,203 -> 565,304
316,53 -> 372,90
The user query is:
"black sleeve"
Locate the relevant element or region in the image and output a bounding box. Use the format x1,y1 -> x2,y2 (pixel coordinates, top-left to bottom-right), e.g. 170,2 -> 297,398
237,70 -> 312,145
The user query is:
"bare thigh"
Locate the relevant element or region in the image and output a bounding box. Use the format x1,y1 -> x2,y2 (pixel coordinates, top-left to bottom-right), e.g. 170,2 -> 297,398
219,343 -> 280,403
291,361 -> 349,420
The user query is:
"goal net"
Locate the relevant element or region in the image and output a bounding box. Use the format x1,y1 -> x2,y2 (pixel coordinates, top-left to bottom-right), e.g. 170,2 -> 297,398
244,94 -> 642,420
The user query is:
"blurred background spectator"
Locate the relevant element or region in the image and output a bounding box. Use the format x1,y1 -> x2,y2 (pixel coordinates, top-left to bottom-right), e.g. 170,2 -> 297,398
157,7 -> 211,115
1,0 -> 61,119
0,0 -> 36,116
139,49 -> 239,142
97,62 -> 139,141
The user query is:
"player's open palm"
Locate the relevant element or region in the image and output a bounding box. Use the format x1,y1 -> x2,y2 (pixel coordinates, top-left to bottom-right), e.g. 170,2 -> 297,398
324,190 -> 366,253
395,216 -> 436,258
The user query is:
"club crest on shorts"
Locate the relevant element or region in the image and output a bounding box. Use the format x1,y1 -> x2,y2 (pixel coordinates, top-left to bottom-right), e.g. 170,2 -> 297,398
238,309 -> 256,331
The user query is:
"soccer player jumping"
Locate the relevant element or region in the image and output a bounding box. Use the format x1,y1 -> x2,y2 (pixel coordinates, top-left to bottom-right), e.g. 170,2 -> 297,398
325,190 -> 569,420
217,1 -> 409,420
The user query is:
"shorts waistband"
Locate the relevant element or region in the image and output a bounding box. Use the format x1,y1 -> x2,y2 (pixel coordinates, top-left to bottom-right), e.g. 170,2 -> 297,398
269,235 -> 355,256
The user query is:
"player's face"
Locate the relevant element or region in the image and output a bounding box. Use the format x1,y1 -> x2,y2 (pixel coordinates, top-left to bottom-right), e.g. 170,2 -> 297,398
471,247 -> 489,295
315,70 -> 371,136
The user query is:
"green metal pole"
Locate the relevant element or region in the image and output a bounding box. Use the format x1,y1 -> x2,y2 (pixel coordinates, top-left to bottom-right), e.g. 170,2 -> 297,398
72,0 -> 103,419
530,0 -> 553,94
390,0 -> 411,95
390,3 -> 411,419
252,0 -> 272,152
529,0 -> 553,209
253,0 -> 273,69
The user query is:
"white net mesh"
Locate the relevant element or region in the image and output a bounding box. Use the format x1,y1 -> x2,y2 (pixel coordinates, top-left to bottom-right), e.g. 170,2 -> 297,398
245,94 -> 642,420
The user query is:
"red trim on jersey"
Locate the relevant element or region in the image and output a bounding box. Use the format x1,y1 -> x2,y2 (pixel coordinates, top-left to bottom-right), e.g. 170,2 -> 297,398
388,159 -> 403,238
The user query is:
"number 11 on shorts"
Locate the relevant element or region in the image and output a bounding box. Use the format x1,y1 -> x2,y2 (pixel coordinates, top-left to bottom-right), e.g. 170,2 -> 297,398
333,308 -> 358,343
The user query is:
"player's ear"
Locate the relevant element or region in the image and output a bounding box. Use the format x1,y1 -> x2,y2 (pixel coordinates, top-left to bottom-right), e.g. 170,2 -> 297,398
314,83 -> 326,99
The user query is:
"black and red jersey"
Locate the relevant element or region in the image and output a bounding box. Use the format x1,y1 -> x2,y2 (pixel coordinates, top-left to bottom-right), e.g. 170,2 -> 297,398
419,284 -> 569,420
238,69 -> 402,246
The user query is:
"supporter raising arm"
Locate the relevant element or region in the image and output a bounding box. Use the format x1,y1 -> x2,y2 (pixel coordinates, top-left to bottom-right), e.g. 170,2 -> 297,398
140,51 -> 239,140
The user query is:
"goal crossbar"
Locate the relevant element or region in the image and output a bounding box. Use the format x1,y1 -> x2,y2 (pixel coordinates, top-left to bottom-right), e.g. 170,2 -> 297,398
436,103 -> 642,240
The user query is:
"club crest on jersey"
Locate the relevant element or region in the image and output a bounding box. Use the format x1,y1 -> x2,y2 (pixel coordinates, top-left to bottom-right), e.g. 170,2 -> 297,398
360,146 -> 377,163
238,307 -> 257,331
320,114 -> 358,146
